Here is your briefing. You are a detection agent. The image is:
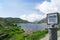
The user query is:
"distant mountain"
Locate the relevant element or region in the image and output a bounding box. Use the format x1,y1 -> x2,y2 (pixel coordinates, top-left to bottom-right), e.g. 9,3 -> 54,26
38,14 -> 60,23
38,18 -> 47,23
0,17 -> 30,27
0,17 -> 29,23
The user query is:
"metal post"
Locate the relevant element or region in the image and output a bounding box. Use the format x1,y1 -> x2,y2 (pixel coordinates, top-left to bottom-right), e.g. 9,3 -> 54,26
49,25 -> 57,40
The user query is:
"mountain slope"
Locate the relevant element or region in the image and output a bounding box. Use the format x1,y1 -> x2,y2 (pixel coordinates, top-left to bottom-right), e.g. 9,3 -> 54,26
0,17 -> 29,23
0,17 -> 30,27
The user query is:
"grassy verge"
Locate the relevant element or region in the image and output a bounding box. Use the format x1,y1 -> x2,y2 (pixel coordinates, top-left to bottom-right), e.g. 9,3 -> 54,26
0,26 -> 48,40
26,29 -> 48,40
0,26 -> 27,40
57,27 -> 60,30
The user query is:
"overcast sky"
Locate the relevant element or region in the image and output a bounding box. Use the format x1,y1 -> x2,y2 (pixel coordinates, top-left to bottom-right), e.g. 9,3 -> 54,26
0,0 -> 60,22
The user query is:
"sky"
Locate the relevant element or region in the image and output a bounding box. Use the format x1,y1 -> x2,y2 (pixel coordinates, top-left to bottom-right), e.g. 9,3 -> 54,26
0,0 -> 60,22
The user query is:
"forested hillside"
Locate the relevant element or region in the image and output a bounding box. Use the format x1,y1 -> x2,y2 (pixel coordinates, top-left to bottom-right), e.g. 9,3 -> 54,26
0,17 -> 30,27
0,17 -> 29,23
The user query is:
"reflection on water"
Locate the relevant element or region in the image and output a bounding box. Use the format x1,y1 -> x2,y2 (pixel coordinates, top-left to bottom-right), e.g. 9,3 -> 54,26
17,23 -> 49,32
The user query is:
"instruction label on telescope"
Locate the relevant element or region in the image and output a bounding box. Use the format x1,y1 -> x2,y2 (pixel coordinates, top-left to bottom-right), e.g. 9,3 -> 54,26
47,13 -> 58,25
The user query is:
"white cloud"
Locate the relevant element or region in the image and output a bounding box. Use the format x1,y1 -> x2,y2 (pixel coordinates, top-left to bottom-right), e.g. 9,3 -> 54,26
20,13 -> 46,22
34,0 -> 60,22
36,0 -> 60,14
20,0 -> 60,22
52,0 -> 60,12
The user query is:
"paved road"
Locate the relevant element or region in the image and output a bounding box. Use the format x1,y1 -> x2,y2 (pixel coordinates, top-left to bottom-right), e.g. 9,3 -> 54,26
40,31 -> 60,40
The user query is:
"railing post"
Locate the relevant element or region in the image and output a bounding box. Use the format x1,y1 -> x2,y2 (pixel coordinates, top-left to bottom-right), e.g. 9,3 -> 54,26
49,25 -> 57,40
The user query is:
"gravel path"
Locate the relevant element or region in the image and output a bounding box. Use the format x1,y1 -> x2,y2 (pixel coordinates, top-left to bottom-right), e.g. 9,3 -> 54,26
40,31 -> 60,40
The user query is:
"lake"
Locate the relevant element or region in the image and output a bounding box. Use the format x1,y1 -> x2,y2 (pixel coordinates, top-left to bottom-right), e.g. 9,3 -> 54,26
17,23 -> 50,34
